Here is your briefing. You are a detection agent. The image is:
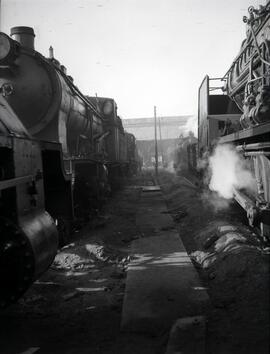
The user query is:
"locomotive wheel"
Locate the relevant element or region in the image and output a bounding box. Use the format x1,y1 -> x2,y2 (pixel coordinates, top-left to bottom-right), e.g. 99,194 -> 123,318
0,217 -> 35,308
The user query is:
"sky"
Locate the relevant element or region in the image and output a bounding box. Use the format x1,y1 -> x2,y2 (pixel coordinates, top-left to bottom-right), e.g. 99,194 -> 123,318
0,0 -> 264,118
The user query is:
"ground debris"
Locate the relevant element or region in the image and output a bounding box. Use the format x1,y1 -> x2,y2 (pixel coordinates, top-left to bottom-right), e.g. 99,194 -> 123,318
19,294 -> 46,305
61,242 -> 75,250
20,347 -> 40,354
165,316 -> 206,354
191,225 -> 264,269
203,233 -> 219,249
62,291 -> 81,301
171,210 -> 188,222
159,171 -> 270,354
85,242 -> 128,264
53,252 -> 91,270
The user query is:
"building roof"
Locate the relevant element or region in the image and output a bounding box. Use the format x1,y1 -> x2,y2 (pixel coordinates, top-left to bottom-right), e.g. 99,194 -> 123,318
122,115 -> 193,141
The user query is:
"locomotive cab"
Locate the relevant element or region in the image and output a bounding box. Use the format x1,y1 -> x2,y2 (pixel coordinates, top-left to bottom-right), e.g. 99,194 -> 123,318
198,75 -> 241,156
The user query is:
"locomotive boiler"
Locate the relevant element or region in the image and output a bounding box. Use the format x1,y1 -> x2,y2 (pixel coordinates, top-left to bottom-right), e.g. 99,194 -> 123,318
0,27 -> 138,306
198,3 -> 270,239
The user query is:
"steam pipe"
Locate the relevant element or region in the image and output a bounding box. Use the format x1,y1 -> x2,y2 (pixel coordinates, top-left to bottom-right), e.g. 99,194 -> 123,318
233,187 -> 258,226
236,142 -> 270,151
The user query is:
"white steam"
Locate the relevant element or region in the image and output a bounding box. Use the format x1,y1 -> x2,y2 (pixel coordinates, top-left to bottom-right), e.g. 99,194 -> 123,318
209,144 -> 256,199
180,115 -> 198,137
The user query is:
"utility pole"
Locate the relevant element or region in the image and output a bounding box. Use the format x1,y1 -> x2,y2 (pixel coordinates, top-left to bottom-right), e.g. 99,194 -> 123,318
158,117 -> 163,166
154,106 -> 158,178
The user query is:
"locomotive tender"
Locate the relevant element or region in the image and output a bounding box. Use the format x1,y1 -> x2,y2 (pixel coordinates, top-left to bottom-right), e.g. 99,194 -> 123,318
0,26 -> 138,306
198,3 -> 270,239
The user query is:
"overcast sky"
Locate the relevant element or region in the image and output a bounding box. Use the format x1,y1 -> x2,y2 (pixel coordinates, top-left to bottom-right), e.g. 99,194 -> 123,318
0,0 -> 264,118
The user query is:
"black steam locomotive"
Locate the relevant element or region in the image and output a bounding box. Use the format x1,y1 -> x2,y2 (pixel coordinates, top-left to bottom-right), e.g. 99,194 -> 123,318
0,27 -> 139,306
173,3 -> 270,239
198,3 -> 270,239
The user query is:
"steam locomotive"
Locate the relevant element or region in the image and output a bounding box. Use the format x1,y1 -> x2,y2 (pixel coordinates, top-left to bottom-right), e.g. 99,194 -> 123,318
198,3 -> 270,239
173,132 -> 198,174
0,27 -> 139,306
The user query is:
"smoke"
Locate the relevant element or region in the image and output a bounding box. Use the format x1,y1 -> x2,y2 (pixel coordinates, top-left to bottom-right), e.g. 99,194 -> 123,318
208,144 -> 256,199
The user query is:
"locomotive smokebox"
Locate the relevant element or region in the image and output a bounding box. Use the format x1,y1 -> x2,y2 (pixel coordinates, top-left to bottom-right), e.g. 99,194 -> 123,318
10,26 -> 35,50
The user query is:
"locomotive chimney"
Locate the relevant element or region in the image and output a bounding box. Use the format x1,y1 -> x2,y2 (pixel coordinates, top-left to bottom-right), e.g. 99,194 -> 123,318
10,26 -> 35,50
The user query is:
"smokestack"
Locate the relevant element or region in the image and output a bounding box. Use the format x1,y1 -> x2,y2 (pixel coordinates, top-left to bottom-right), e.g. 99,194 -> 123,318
10,26 -> 35,50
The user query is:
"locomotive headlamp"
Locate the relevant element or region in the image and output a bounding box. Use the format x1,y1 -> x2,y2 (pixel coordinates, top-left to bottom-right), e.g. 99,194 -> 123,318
103,100 -> 114,115
0,32 -> 18,65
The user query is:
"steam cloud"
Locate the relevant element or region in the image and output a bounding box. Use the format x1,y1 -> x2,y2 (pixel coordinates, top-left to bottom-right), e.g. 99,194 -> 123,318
182,115 -> 198,137
209,144 -> 256,199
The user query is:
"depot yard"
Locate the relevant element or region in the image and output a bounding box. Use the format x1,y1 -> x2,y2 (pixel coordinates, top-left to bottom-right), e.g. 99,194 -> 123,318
0,170 -> 269,354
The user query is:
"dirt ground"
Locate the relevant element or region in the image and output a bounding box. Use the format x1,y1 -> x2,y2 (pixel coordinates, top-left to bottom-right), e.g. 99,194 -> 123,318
0,170 -> 269,354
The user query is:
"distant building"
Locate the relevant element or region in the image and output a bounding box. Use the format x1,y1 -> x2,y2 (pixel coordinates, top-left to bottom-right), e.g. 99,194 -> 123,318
122,115 -> 192,140
122,115 -> 194,167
